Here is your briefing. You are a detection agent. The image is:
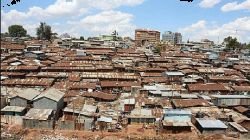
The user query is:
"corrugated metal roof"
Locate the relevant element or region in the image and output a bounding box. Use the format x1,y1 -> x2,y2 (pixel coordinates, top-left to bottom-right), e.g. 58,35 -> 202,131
180,94 -> 198,99
198,95 -> 211,100
164,71 -> 184,76
1,106 -> 26,112
229,122 -> 248,133
164,109 -> 191,115
196,118 -> 228,129
97,116 -> 112,123
211,95 -> 250,99
123,98 -> 136,104
10,88 -> 41,101
25,108 -> 53,120
82,104 -> 97,113
130,108 -> 153,117
34,88 -> 64,102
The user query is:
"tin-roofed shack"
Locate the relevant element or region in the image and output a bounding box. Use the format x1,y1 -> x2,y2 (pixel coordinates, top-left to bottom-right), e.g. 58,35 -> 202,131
188,83 -> 230,94
127,108 -> 156,124
194,118 -> 228,134
211,95 -> 250,107
1,106 -> 26,116
172,99 -> 210,108
9,88 -> 41,107
2,78 -> 54,87
162,109 -> 192,133
33,88 -> 65,110
23,108 -> 54,129
82,92 -> 118,102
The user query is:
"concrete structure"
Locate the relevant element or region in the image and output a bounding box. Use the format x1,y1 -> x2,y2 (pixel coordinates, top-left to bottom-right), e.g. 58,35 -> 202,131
162,31 -> 182,45
135,29 -> 160,47
162,31 -> 175,44
174,32 -> 182,45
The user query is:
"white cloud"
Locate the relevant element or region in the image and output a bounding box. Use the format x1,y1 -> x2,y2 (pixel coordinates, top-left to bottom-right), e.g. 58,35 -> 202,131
1,0 -> 144,37
221,0 -> 250,12
199,0 -> 221,8
68,11 -> 136,37
181,20 -> 206,33
2,0 -> 145,19
179,17 -> 250,43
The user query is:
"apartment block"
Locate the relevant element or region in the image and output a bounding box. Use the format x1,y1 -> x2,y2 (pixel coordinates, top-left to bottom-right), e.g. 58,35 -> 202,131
135,29 -> 160,47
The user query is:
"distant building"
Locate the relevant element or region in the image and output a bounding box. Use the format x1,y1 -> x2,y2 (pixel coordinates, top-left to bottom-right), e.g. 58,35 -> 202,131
162,31 -> 175,44
162,31 -> 182,45
135,29 -> 160,47
174,32 -> 182,44
201,39 -> 214,46
99,35 -> 122,41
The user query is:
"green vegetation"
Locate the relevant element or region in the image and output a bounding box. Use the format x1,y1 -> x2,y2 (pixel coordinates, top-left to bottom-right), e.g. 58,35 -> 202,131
8,25 -> 27,37
223,36 -> 240,50
36,22 -> 52,41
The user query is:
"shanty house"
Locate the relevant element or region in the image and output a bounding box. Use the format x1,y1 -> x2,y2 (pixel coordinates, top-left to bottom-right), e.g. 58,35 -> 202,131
162,109 -> 192,133
162,71 -> 184,84
188,83 -> 230,94
122,98 -> 136,112
9,88 -> 41,107
33,88 -> 65,110
23,108 -> 54,129
26,44 -> 43,51
24,51 -> 45,59
1,106 -> 26,116
211,95 -> 250,107
127,108 -> 156,124
63,103 -> 97,130
195,118 -> 228,134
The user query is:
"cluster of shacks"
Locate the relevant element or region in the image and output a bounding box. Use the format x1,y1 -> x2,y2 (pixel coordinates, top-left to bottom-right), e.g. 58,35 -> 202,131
1,37 -> 250,138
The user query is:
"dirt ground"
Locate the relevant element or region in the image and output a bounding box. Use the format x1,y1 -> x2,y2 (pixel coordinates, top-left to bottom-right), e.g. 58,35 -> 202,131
1,124 -> 240,140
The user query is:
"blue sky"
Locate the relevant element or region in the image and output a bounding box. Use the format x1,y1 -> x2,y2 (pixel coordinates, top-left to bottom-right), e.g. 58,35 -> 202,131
1,0 -> 250,43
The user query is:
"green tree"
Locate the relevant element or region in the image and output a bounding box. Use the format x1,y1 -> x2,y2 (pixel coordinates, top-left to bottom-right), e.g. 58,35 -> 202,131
8,25 -> 27,37
223,36 -> 240,50
243,43 -> 250,49
36,22 -> 52,41
111,30 -> 118,41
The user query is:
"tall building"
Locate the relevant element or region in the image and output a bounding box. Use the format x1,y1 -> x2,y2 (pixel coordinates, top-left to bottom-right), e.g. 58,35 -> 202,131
135,29 -> 160,47
162,31 -> 175,44
162,31 -> 182,45
174,32 -> 182,44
